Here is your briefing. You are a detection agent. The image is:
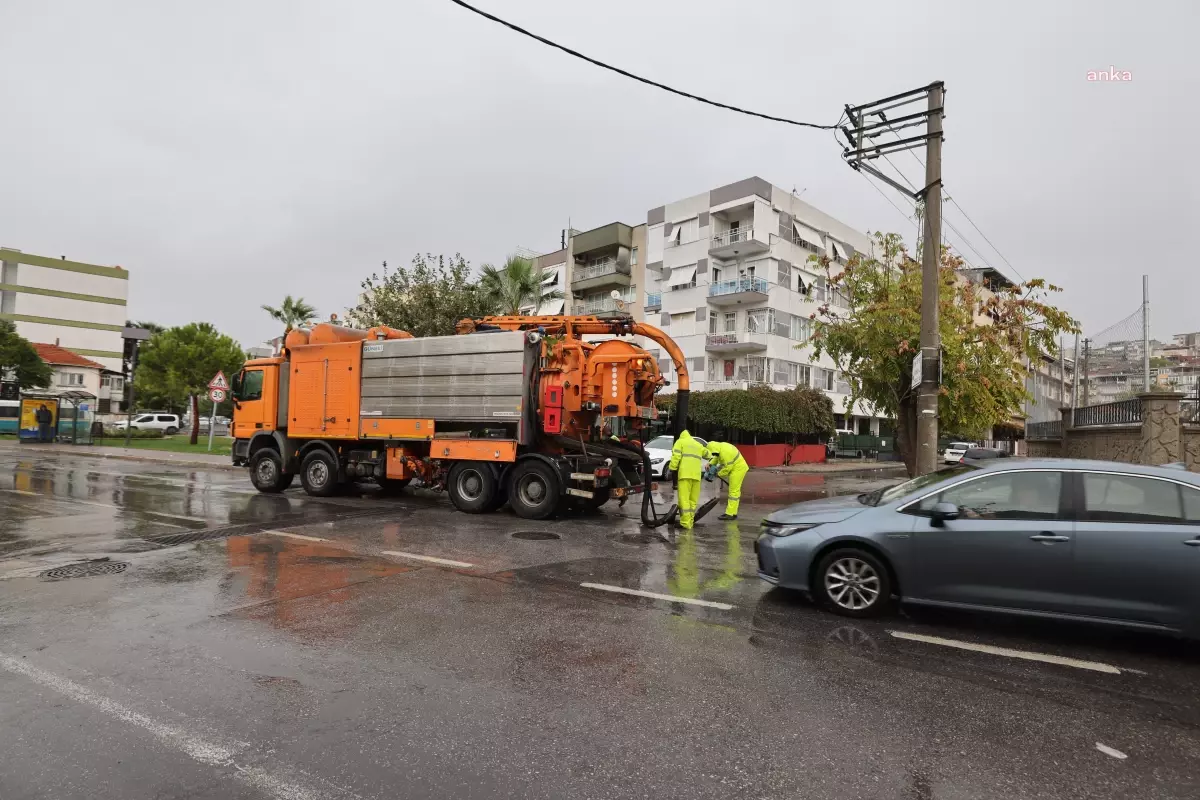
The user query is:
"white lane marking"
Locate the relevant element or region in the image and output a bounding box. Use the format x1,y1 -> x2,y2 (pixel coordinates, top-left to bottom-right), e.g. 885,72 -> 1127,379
1,488 -> 37,496
0,653 -> 336,800
381,550 -> 474,569
888,631 -> 1123,674
580,582 -> 735,610
1096,742 -> 1128,760
265,530 -> 329,543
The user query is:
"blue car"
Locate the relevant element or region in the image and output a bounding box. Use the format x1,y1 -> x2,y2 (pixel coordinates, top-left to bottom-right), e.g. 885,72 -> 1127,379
757,459 -> 1200,636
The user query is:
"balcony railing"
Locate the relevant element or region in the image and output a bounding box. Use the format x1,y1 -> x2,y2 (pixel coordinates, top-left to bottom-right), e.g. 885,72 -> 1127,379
645,292 -> 661,309
1026,420 -> 1063,440
578,296 -> 633,315
711,228 -> 755,248
1072,398 -> 1141,428
709,276 -> 769,297
573,259 -> 620,282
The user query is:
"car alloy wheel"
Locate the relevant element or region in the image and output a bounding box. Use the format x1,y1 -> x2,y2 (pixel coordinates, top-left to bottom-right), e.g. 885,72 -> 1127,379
824,557 -> 882,612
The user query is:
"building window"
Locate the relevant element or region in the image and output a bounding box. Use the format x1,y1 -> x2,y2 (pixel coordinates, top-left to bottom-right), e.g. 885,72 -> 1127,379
723,312 -> 736,333
746,307 -> 774,334
791,315 -> 812,342
788,362 -> 810,387
100,375 -> 111,388
709,312 -> 719,334
58,372 -> 84,387
813,276 -> 827,302
630,247 -> 638,266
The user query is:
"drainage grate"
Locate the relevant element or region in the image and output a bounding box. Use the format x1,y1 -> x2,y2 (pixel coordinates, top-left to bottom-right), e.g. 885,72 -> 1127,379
143,528 -> 245,547
40,561 -> 129,581
511,530 -> 561,541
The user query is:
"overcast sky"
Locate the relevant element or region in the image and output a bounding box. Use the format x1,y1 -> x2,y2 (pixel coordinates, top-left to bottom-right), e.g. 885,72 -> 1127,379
2,0 -> 1196,349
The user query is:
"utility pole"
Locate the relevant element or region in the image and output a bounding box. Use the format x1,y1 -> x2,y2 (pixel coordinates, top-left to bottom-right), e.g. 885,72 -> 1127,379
1059,336 -> 1066,407
1082,338 -> 1091,406
1142,274 -> 1151,392
840,80 -> 945,474
1072,334 -> 1080,410
915,82 -> 944,475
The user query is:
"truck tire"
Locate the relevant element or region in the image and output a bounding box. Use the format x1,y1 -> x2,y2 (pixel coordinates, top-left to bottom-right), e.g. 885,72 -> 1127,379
249,449 -> 293,493
300,450 -> 340,497
509,460 -> 560,520
447,462 -> 496,513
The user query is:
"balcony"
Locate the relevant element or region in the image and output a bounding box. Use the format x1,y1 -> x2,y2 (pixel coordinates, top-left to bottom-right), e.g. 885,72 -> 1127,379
571,257 -> 631,293
577,296 -> 629,316
708,227 -> 769,259
645,292 -> 661,310
707,276 -> 770,306
704,331 -> 768,353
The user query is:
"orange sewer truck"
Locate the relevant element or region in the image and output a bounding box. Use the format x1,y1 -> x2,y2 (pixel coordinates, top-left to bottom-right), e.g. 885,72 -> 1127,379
229,314 -> 691,524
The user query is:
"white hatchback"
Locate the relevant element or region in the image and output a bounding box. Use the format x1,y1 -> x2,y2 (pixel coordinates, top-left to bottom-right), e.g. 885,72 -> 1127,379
943,441 -> 975,464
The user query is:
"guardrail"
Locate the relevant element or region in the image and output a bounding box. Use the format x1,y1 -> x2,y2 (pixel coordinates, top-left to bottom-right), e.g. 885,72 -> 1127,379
709,276 -> 769,297
1072,398 -> 1141,427
1026,420 -> 1063,440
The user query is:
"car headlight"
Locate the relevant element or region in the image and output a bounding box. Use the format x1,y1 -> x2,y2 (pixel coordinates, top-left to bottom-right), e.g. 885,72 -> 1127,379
650,457 -> 665,464
763,523 -> 822,537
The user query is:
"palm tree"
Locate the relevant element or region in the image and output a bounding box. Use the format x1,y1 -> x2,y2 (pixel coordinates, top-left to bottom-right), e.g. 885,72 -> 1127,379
480,255 -> 563,316
261,295 -> 317,330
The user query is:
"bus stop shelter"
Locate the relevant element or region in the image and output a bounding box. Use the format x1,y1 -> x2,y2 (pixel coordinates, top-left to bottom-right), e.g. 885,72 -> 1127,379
17,390 -> 97,445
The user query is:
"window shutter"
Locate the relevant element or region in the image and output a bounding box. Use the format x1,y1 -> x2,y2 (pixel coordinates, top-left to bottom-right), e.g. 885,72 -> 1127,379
696,306 -> 707,322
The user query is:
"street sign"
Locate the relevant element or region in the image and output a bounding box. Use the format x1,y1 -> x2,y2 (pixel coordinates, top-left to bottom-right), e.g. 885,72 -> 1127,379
910,352 -> 922,390
209,388 -> 227,403
208,371 -> 229,391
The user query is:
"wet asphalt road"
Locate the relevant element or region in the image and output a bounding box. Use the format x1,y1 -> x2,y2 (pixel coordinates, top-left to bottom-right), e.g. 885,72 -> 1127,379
2,448 -> 1199,799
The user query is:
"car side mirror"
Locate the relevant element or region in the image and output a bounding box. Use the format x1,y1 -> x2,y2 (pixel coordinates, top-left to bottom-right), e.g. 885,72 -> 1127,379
930,502 -> 960,526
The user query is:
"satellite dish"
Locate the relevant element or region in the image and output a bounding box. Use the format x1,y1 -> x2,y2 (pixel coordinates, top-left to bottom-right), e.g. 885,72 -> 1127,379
610,290 -> 621,299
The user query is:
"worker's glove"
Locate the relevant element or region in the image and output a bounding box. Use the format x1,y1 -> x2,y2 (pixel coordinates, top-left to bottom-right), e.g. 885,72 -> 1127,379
703,464 -> 719,482
670,470 -> 678,489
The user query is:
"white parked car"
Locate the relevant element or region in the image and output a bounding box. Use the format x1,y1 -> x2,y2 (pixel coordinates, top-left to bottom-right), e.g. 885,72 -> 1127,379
943,441 -> 976,464
112,413 -> 182,435
644,435 -> 709,478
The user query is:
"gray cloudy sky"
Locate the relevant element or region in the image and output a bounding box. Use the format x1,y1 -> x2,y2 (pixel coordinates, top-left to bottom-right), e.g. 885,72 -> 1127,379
2,0 -> 1196,349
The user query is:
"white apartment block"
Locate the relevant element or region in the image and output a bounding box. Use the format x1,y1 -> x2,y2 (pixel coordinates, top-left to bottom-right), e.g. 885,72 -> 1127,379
644,176 -> 884,432
1,247 -> 129,373
531,222 -> 646,325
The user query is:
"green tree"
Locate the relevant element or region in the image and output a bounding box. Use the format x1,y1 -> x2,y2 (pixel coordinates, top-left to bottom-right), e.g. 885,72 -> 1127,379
810,232 -> 1079,476
261,295 -> 317,331
479,254 -> 562,316
348,254 -> 493,337
0,320 -> 52,390
134,323 -> 246,444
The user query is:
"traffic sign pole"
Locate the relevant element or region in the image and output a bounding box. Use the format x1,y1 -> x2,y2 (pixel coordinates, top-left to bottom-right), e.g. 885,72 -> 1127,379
206,371 -> 229,453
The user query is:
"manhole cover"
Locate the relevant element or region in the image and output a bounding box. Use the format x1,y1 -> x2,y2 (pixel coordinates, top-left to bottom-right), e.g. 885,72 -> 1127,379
40,561 -> 129,581
511,530 -> 561,541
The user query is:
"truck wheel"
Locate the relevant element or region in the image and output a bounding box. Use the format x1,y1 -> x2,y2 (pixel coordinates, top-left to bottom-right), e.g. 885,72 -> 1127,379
249,449 -> 293,493
509,460 -> 560,520
300,450 -> 340,497
447,462 -> 496,513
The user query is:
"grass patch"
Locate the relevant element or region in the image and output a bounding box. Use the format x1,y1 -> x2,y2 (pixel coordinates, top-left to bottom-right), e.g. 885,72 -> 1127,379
96,435 -> 233,456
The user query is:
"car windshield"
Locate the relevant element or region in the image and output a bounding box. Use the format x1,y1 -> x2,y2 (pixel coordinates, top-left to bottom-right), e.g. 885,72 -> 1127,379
860,465 -> 977,506
949,442 -> 972,450
646,436 -> 673,449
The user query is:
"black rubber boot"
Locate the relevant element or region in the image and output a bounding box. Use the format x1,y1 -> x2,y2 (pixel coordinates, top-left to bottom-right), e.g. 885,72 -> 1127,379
718,513 -> 737,521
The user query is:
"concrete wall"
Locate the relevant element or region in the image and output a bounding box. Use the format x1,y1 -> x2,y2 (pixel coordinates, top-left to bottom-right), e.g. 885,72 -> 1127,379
1029,393 -> 1197,471
1062,427 -> 1142,462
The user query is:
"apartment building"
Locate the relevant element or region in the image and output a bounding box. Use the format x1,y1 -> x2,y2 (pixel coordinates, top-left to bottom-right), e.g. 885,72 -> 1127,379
529,222 -> 647,322
1,247 -> 129,373
644,176 -> 883,433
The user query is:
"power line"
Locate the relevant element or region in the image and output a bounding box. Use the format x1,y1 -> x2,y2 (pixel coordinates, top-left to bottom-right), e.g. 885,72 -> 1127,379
446,0 -> 840,130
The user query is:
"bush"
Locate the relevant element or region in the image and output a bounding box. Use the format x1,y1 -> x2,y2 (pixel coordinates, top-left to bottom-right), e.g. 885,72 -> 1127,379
656,386 -> 834,441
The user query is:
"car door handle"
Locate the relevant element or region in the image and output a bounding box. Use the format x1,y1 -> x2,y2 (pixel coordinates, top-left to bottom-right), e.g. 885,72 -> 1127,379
1030,534 -> 1070,543
1184,539 -> 1200,547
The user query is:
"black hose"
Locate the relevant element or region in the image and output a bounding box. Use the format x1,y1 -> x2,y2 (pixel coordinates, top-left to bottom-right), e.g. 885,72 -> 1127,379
637,431 -> 676,528
673,389 -> 690,438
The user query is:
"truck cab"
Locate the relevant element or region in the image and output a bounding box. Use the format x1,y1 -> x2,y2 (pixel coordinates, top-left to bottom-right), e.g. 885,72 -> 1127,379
230,357 -> 287,461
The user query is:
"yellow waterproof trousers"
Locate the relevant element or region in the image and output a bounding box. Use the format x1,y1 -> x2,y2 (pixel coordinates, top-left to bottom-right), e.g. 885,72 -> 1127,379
677,478 -> 700,529
723,461 -> 750,517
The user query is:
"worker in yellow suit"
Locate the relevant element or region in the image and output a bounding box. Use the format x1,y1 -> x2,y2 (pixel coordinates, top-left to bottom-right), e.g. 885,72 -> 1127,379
704,440 -> 750,520
667,429 -> 707,529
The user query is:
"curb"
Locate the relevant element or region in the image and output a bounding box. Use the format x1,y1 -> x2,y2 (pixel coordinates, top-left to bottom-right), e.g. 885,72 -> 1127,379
0,444 -> 240,472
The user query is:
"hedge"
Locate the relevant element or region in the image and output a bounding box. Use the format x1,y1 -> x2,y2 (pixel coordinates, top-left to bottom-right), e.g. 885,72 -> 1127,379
656,386 -> 834,440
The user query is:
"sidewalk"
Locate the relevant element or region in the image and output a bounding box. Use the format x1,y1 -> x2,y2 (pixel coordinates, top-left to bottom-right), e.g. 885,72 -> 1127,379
0,440 -> 237,470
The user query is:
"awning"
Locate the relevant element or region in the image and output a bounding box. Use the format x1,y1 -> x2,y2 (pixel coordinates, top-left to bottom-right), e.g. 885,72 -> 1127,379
667,265 -> 697,287
537,299 -> 564,315
793,221 -> 826,250
541,268 -> 561,286
831,240 -> 851,260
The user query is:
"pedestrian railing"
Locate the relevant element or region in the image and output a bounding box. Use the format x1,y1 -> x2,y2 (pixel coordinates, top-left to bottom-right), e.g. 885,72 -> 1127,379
1026,420 -> 1063,440
1072,398 -> 1141,428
